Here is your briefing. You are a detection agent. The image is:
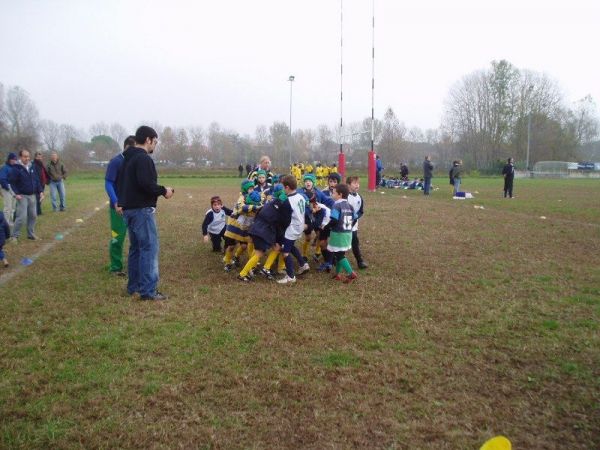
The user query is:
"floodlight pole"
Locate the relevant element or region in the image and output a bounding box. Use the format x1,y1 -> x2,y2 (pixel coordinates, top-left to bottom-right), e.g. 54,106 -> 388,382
367,0 -> 377,191
338,0 -> 346,179
288,75 -> 295,167
526,113 -> 531,171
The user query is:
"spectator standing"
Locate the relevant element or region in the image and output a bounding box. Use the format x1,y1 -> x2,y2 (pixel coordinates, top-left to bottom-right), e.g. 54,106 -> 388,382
245,163 -> 252,176
238,163 -> 244,178
400,162 -> 409,180
450,160 -> 463,196
248,155 -> 274,185
375,155 -> 384,187
33,151 -> 49,215
502,157 -> 515,198
0,152 -> 18,231
118,126 -> 174,301
422,155 -> 433,195
105,135 -> 135,276
46,151 -> 67,211
0,211 -> 9,267
10,149 -> 44,241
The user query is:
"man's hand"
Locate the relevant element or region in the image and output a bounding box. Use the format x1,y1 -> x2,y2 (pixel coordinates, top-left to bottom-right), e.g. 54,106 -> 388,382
15,194 -> 22,201
115,204 -> 124,215
164,187 -> 174,199
203,235 -> 209,243
40,192 -> 45,201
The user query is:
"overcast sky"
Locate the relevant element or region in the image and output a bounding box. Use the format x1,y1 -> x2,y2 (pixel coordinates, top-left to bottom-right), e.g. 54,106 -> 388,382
1,0 -> 599,137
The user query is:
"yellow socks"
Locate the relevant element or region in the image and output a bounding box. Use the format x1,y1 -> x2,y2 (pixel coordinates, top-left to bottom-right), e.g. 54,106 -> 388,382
223,248 -> 233,264
240,254 -> 260,277
264,250 -> 279,270
302,240 -> 310,258
234,245 -> 244,258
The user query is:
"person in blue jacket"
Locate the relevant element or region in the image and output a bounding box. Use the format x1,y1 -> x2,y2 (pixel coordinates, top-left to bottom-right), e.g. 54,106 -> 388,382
105,135 -> 136,276
0,152 -> 18,231
297,173 -> 334,263
9,149 -> 44,241
0,211 -> 10,267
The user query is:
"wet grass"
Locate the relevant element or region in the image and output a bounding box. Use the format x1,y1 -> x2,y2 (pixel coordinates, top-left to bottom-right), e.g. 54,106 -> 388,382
0,174 -> 599,449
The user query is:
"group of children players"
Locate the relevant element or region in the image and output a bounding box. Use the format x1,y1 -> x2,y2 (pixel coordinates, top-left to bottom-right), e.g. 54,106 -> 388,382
202,169 -> 368,284
290,162 -> 339,187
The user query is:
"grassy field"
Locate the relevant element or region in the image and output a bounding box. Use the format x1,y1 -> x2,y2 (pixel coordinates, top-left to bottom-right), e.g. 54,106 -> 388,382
0,174 -> 599,449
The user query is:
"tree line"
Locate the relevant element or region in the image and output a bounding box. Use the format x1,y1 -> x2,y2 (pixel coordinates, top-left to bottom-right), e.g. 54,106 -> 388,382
1,59 -> 598,173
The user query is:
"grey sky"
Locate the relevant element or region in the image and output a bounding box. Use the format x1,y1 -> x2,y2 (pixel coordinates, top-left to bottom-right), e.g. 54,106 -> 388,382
1,0 -> 599,137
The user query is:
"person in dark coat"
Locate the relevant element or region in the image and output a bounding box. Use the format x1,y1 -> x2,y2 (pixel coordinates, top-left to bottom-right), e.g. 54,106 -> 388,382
33,151 -> 49,215
502,157 -> 515,198
10,149 -> 44,241
400,163 -> 409,180
422,156 -> 433,195
0,211 -> 10,267
238,163 -> 244,178
118,126 -> 175,301
245,163 -> 252,176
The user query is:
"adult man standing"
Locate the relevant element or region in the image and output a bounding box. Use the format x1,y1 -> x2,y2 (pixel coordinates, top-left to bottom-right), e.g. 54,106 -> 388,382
422,155 -> 433,195
502,157 -> 515,198
375,155 -> 384,186
248,155 -> 274,185
238,163 -> 244,178
33,151 -> 49,215
400,162 -> 409,180
0,152 -> 18,231
118,126 -> 174,301
10,149 -> 44,241
105,135 -> 135,276
47,151 -> 67,211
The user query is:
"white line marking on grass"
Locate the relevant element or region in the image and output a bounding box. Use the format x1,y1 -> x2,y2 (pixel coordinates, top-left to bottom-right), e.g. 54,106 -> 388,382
0,204 -> 107,287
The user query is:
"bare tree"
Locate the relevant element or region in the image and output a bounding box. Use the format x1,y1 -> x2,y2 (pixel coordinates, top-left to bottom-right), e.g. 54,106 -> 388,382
89,121 -> 110,137
40,119 -> 62,152
109,123 -> 128,148
5,86 -> 39,150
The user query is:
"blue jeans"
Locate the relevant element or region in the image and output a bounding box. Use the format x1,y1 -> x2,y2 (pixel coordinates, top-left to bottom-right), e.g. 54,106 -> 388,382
453,178 -> 461,196
423,177 -> 432,195
124,207 -> 159,297
50,180 -> 66,211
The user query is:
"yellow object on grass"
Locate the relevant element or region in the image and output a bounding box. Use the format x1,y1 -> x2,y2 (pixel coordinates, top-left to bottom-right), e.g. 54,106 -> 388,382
480,436 -> 511,450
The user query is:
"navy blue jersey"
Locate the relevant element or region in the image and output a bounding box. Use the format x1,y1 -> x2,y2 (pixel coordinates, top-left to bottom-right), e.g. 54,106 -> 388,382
249,198 -> 292,246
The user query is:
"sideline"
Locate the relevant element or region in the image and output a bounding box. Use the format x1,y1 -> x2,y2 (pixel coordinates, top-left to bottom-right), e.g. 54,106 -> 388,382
0,202 -> 108,288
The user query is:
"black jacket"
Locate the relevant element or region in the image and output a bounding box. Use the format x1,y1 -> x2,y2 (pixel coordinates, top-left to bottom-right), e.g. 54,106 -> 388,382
117,147 -> 166,209
423,160 -> 433,178
502,163 -> 515,179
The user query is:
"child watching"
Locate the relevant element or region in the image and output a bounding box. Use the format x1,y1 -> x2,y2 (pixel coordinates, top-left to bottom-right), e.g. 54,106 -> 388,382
0,211 -> 10,267
322,172 -> 341,198
346,176 -> 368,269
202,196 -> 233,252
327,183 -> 358,283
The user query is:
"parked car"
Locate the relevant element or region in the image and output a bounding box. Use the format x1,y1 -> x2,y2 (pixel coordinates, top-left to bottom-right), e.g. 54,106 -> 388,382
577,162 -> 595,170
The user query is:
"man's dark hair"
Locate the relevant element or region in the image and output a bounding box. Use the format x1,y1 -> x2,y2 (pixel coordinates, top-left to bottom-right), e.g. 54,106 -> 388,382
346,175 -> 359,184
335,183 -> 350,199
124,135 -> 136,150
281,174 -> 297,191
135,126 -> 158,145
